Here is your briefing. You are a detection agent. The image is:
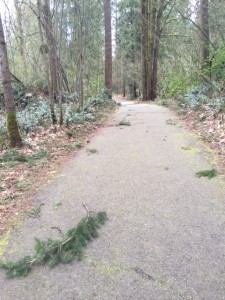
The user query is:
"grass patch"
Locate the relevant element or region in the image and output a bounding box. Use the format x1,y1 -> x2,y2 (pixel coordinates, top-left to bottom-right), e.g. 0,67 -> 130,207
53,201 -> 62,209
16,179 -> 32,190
0,149 -> 28,163
0,149 -> 50,169
73,141 -> 83,149
0,161 -> 20,170
0,192 -> 15,205
30,149 -> 49,161
199,116 -> 206,123
66,130 -> 73,138
156,99 -> 168,107
202,134 -> 215,143
195,169 -> 217,179
87,148 -> 98,154
181,146 -> 192,151
165,118 -> 177,126
26,204 -> 44,218
118,120 -> 131,126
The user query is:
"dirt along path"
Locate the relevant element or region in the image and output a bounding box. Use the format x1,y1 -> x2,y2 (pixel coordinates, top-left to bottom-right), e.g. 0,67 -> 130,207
0,99 -> 225,299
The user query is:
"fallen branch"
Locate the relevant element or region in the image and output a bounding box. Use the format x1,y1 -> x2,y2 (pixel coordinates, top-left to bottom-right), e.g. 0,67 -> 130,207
0,211 -> 107,278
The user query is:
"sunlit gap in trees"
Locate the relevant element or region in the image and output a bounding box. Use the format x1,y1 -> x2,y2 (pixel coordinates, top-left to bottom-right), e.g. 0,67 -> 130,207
189,0 -> 198,20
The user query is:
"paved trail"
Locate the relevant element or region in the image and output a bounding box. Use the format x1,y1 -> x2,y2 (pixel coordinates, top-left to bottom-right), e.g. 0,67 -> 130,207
1,100 -> 225,300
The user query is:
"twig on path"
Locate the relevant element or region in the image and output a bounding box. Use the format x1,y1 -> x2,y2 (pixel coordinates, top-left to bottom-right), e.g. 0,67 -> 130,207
51,226 -> 64,237
83,202 -> 90,218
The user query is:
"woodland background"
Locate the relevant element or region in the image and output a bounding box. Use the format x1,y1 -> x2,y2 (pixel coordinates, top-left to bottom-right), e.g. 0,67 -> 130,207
0,0 -> 225,237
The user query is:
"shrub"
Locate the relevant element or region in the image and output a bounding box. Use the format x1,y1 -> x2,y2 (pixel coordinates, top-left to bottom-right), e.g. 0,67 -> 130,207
17,100 -> 52,132
0,91 -> 116,135
160,70 -> 199,99
64,109 -> 95,124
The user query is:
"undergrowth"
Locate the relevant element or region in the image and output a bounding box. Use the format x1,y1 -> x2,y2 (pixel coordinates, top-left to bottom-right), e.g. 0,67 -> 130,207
0,149 -> 49,169
72,141 -> 83,148
157,82 -> 225,115
0,90 -> 117,137
174,84 -> 225,111
0,211 -> 107,278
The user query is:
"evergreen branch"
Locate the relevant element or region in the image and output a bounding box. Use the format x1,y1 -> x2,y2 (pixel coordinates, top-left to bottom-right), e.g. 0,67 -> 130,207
0,211 -> 107,278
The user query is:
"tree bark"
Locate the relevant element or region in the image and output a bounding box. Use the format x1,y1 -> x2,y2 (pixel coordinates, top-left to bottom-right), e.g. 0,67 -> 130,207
150,1 -> 164,100
14,0 -> 27,75
78,51 -> 84,109
147,0 -> 156,100
0,15 -> 22,147
42,0 -> 58,124
104,0 -> 112,97
37,0 -> 55,123
141,0 -> 147,100
200,0 -> 210,70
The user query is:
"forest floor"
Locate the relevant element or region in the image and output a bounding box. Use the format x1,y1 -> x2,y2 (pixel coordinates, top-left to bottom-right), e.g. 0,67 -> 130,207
0,106 -> 115,234
0,97 -> 225,299
164,98 -> 225,173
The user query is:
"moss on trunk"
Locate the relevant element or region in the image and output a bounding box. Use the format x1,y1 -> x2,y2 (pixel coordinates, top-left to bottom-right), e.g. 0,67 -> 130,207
6,111 -> 22,148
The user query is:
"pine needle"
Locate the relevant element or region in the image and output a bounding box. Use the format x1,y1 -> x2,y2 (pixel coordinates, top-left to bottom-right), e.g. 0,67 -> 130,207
195,169 -> 217,179
0,211 -> 107,278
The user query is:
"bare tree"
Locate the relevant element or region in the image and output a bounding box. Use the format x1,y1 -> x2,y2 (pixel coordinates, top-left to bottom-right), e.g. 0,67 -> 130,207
0,14 -> 22,147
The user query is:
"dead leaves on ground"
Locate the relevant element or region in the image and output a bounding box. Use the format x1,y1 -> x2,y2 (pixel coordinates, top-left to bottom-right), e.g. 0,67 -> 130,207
0,118 -> 107,235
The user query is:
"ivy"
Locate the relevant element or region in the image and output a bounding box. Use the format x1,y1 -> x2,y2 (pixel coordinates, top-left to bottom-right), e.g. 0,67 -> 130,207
0,211 -> 107,278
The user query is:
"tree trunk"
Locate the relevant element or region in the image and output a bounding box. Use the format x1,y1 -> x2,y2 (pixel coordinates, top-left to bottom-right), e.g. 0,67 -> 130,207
150,1 -> 163,100
104,0 -> 112,97
78,51 -> 84,109
0,15 -> 22,147
14,0 -> 27,78
42,0 -> 58,124
147,0 -> 156,100
58,0 -> 65,125
200,0 -> 210,70
141,0 -> 147,100
37,0 -> 56,124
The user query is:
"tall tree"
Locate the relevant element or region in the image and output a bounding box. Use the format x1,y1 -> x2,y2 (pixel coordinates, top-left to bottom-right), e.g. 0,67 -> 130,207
200,0 -> 210,70
141,0 -> 167,101
0,14 -> 22,147
14,0 -> 27,77
141,0 -> 147,100
115,0 -> 140,99
150,0 -> 165,100
42,0 -> 59,124
104,0 -> 112,97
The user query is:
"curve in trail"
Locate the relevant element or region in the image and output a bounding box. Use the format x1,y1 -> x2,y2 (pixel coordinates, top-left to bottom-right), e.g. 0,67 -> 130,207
1,100 -> 225,300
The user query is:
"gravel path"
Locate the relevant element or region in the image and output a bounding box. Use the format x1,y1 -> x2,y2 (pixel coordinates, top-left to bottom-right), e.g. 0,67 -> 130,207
1,100 -> 225,300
